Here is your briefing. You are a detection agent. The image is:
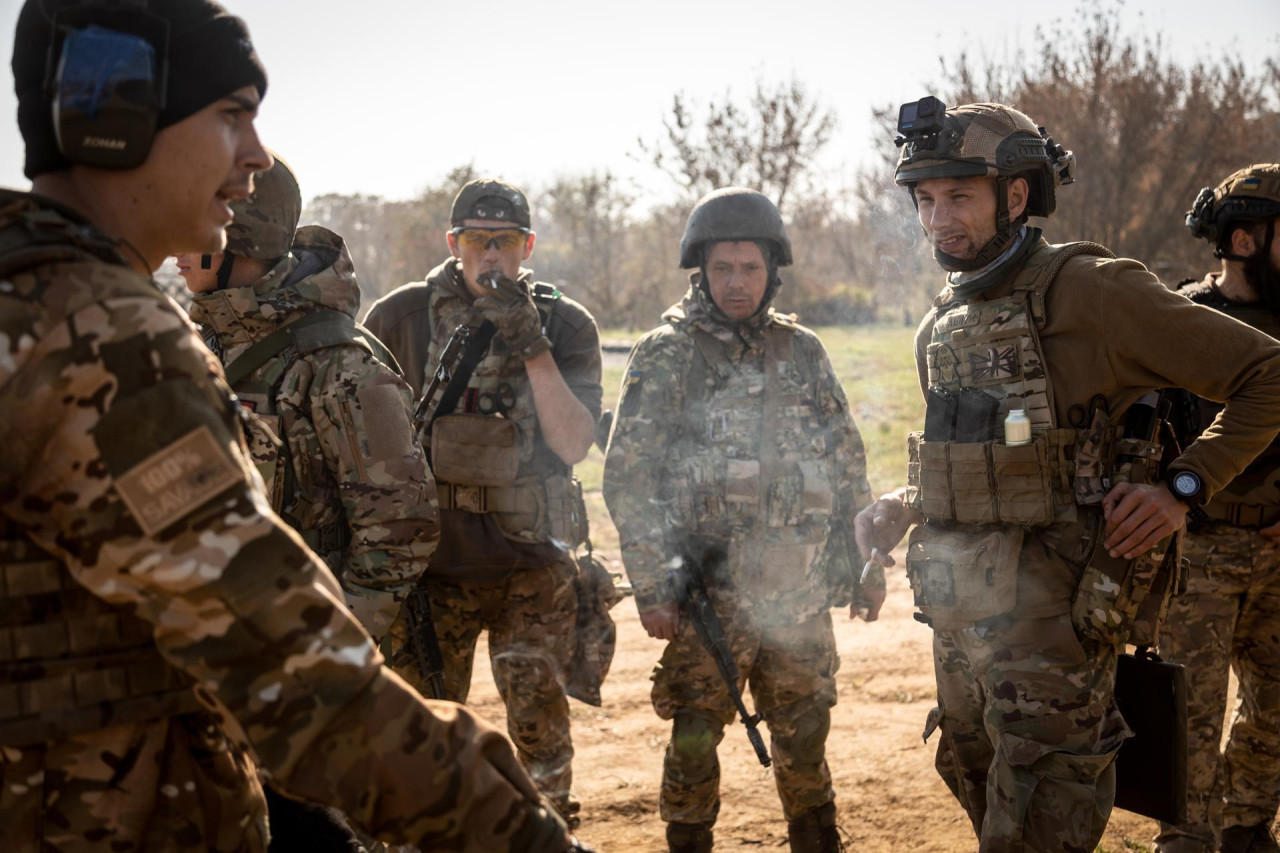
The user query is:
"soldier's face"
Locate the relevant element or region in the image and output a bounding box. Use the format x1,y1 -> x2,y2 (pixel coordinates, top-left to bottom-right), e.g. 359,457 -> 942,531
131,86 -> 272,258
174,252 -> 223,293
447,219 -> 536,297
706,241 -> 769,321
915,176 -> 1028,261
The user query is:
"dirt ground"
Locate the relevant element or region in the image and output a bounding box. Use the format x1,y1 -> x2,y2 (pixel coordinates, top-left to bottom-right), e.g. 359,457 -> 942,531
463,547 -> 1166,853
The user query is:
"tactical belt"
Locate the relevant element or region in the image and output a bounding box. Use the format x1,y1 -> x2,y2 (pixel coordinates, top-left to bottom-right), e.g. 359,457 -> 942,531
1202,502 -> 1280,528
436,480 -> 541,515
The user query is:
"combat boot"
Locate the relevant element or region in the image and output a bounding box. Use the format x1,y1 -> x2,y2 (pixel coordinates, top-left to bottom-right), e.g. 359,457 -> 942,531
1220,823 -> 1280,853
666,821 -> 713,853
787,802 -> 842,853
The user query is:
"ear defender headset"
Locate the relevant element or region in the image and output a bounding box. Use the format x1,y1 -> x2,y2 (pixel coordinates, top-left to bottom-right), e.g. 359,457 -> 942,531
43,0 -> 169,169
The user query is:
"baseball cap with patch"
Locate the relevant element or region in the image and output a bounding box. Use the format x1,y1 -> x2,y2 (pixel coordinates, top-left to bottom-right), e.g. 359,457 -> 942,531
450,179 -> 531,228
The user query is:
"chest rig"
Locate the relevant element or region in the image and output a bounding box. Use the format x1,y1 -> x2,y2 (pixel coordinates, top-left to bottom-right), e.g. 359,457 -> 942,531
210,310 -> 396,566
0,197 -> 199,743
902,242 -> 1177,636
423,283 -> 587,547
907,242 -> 1116,527
1175,281 -> 1280,525
671,318 -> 836,612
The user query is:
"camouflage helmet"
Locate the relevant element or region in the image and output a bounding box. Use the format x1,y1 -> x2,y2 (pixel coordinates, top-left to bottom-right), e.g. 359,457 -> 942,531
1186,164 -> 1280,249
226,155 -> 301,261
678,187 -> 793,269
893,99 -> 1074,218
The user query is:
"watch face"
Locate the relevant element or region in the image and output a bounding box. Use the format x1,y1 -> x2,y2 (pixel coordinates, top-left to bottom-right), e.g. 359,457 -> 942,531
1173,471 -> 1201,498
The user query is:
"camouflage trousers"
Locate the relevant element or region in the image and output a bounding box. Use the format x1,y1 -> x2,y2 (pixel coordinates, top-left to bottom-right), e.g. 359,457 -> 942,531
387,557 -> 579,819
928,613 -> 1130,853
651,589 -> 839,825
0,711 -> 268,853
1155,523 -> 1280,851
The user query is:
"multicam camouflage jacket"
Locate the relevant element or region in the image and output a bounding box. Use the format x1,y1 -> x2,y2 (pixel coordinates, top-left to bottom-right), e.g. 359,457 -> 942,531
189,225 -> 438,641
603,281 -> 874,623
0,191 -> 566,853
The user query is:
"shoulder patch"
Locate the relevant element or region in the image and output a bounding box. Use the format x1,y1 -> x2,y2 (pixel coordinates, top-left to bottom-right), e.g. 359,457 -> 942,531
114,425 -> 241,536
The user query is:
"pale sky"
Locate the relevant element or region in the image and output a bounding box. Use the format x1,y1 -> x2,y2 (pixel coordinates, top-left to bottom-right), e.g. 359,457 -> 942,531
1,0 -> 1276,206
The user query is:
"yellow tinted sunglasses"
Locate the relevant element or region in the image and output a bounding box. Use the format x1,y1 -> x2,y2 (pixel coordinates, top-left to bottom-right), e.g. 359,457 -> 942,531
452,227 -> 529,251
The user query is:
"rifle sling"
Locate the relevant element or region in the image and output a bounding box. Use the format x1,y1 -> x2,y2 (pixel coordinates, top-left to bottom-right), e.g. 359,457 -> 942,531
222,310 -> 381,387
428,320 -> 498,433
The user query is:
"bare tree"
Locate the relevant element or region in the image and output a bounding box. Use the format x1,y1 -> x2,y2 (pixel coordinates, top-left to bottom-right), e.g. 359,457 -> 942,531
535,172 -> 633,321
932,3 -> 1279,280
636,77 -> 836,212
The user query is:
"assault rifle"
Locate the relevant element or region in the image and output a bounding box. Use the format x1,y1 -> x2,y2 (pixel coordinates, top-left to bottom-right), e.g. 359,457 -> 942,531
400,323 -> 474,701
411,324 -> 472,437
401,588 -> 447,700
667,556 -> 771,767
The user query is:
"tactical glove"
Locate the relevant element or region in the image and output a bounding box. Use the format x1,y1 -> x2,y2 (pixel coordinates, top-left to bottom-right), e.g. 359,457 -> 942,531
473,273 -> 552,361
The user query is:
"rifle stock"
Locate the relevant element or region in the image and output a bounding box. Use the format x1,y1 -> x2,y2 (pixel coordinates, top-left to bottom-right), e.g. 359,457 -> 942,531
668,557 -> 772,768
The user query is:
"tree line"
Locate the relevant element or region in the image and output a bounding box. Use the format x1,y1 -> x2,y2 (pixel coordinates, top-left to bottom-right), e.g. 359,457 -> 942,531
301,5 -> 1279,331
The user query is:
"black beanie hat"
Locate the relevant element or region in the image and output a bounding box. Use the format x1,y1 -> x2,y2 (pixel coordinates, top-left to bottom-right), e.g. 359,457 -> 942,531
13,0 -> 268,178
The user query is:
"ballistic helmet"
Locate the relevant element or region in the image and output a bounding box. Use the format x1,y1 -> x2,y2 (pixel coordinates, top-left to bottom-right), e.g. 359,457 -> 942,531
893,98 -> 1074,219
678,188 -> 793,269
1186,164 -> 1280,253
225,155 -> 301,261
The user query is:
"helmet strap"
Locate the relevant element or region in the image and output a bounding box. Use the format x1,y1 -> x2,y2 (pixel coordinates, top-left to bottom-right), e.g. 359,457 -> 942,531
945,225 -> 1038,299
933,177 -> 1024,273
215,253 -> 236,291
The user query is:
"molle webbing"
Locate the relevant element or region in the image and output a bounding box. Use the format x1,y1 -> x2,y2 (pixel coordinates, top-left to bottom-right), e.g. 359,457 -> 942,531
223,309 -> 396,387
0,531 -> 198,746
1202,503 -> 1280,528
913,241 -> 1118,526
688,325 -> 795,530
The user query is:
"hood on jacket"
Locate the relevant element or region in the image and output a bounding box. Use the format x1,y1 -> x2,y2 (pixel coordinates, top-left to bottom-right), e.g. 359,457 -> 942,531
661,272 -> 791,346
190,225 -> 361,358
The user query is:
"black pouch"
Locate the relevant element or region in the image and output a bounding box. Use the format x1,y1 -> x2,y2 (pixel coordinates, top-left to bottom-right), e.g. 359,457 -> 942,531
1113,647 -> 1187,824
924,388 -> 958,441
955,388 -> 1001,443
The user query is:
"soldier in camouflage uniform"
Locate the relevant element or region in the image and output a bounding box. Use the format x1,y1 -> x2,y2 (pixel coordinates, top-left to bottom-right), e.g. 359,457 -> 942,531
1154,165 -> 1280,853
602,188 -> 879,853
0,2 -> 583,851
176,155 -> 438,644
175,155 -> 440,850
854,99 -> 1280,853
363,180 -> 603,826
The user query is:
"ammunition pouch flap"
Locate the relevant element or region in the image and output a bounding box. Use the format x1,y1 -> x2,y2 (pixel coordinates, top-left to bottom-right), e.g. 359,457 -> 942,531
728,530 -> 824,597
905,524 -> 1024,631
906,429 -> 1078,527
431,414 -> 521,486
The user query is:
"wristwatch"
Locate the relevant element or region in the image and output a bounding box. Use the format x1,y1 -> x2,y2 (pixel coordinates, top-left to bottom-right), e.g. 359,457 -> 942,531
1165,468 -> 1204,506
